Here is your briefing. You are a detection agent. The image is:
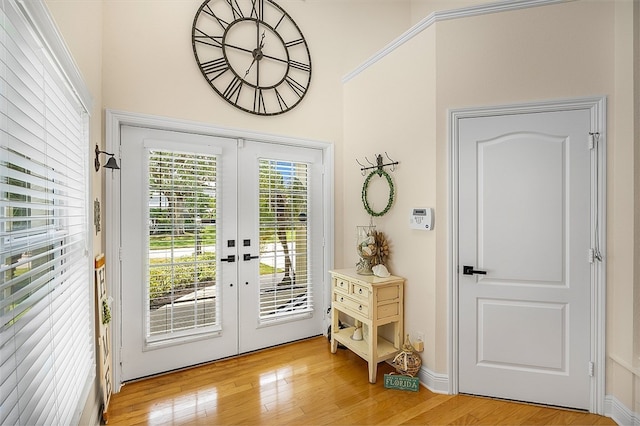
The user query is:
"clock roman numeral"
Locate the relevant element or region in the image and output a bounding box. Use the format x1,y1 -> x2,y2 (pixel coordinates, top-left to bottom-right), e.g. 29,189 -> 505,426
193,28 -> 223,49
285,76 -> 306,98
225,0 -> 244,19
274,14 -> 286,30
253,88 -> 266,114
201,58 -> 228,81
288,60 -> 310,73
285,38 -> 304,48
274,88 -> 288,112
202,4 -> 230,30
223,76 -> 243,103
250,0 -> 264,20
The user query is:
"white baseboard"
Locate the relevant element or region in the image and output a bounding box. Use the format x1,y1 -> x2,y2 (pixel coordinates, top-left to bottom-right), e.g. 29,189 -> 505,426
411,368 -> 637,426
417,365 -> 449,394
605,395 -> 639,426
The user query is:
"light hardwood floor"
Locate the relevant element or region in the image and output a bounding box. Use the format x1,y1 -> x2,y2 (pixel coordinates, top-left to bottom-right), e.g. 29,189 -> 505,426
107,337 -> 616,425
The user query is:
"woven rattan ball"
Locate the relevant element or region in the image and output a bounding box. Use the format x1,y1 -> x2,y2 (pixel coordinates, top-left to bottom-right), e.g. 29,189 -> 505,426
392,335 -> 422,377
392,350 -> 422,377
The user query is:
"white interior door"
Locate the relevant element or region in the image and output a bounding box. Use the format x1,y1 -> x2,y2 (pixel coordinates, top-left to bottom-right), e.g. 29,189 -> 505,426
458,109 -> 592,409
119,126 -> 324,381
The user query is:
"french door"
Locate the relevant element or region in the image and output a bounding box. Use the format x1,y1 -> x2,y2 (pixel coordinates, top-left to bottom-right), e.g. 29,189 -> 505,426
119,126 -> 324,381
237,141 -> 324,353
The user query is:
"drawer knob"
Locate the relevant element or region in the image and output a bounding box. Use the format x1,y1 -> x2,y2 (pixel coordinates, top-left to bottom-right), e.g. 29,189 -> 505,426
358,288 -> 363,294
358,305 -> 363,311
340,297 -> 344,302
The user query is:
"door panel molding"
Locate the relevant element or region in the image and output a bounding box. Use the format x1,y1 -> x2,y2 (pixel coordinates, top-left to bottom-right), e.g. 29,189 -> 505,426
448,96 -> 606,413
477,132 -> 566,284
477,299 -> 567,371
105,109 -> 334,392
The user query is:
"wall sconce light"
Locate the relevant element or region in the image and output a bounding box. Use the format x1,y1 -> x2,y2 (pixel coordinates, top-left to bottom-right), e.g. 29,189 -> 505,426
95,145 -> 120,171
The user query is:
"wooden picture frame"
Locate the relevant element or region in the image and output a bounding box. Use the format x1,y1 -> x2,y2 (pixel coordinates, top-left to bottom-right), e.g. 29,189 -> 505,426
95,254 -> 112,423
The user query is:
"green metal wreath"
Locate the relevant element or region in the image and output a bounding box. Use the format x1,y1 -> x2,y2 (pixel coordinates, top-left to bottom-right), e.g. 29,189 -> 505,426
361,169 -> 395,217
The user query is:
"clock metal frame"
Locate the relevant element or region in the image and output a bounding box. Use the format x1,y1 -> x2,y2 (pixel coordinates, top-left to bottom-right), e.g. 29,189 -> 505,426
192,0 -> 312,116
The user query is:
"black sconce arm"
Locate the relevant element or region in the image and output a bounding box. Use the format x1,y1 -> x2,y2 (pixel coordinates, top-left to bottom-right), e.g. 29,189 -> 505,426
94,145 -> 120,171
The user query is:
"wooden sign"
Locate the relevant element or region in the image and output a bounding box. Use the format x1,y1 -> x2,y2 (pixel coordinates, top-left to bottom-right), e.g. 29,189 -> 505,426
383,374 -> 420,392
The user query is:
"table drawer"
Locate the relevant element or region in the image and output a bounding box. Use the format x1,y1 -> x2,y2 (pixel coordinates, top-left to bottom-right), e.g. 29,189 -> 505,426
351,283 -> 369,300
334,277 -> 350,294
334,293 -> 369,316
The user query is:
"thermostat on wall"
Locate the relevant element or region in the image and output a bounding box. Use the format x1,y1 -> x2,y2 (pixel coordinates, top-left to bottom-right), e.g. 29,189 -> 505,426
410,208 -> 433,230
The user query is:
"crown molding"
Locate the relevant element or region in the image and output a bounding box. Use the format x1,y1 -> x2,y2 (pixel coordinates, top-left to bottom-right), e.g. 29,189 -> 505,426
343,0 -> 573,83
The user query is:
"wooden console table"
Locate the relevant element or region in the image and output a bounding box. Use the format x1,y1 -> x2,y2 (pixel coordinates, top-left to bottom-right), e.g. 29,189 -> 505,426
329,268 -> 404,383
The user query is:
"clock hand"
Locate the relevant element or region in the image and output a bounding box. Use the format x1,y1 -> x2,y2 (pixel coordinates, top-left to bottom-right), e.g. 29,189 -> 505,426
260,52 -> 284,63
245,57 -> 257,78
259,51 -> 310,74
223,43 -> 253,55
225,31 -> 265,57
255,18 -> 260,50
244,31 -> 266,78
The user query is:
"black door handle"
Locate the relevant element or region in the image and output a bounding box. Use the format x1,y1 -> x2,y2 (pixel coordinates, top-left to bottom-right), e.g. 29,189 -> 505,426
243,254 -> 259,261
221,255 -> 236,263
463,265 -> 487,275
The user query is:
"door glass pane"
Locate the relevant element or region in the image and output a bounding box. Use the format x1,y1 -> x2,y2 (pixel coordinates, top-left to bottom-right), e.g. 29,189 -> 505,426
147,150 -> 218,341
258,159 -> 312,322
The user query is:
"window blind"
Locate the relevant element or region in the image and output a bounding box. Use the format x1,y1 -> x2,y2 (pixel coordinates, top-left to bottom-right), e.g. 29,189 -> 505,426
0,1 -> 93,424
258,159 -> 312,322
147,150 -> 219,342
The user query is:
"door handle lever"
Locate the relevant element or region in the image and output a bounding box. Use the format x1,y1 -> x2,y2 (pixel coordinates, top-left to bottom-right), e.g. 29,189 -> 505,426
243,254 -> 259,261
463,265 -> 487,275
221,255 -> 236,263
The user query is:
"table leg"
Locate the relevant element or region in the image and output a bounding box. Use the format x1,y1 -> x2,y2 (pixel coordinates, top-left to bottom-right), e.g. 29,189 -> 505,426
368,327 -> 378,383
330,306 -> 338,354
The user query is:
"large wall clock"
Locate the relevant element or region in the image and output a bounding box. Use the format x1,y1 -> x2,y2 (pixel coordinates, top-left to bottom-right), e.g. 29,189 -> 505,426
192,0 -> 312,116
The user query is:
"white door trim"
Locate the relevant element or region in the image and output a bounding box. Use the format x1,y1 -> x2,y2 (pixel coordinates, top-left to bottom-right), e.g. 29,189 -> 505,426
104,109 -> 334,392
448,96 -> 606,414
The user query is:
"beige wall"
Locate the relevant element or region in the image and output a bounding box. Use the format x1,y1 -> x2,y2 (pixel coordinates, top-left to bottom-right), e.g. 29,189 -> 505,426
608,0 -> 639,413
435,0 -> 617,374
100,0 -> 412,265
43,0 -> 413,422
635,0 -> 640,378
345,0 -> 639,417
43,0 -> 639,421
343,26 -> 438,365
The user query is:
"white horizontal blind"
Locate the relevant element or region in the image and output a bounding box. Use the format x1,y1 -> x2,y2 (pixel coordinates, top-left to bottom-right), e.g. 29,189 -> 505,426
0,1 -> 92,425
147,150 -> 219,342
258,159 -> 312,321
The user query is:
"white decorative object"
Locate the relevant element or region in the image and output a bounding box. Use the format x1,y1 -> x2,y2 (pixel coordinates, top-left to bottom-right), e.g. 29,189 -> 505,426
351,327 -> 363,341
373,264 -> 390,278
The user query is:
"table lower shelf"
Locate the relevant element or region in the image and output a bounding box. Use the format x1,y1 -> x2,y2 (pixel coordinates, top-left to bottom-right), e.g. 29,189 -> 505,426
332,326 -> 399,363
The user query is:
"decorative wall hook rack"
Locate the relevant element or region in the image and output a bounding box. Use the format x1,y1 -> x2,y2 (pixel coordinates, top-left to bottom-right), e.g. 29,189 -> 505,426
358,152 -> 398,217
356,152 -> 399,176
